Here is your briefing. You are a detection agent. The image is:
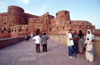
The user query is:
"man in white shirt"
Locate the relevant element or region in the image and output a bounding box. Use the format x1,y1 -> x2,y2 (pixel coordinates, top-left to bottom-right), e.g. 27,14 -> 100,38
67,29 -> 75,58
32,33 -> 41,53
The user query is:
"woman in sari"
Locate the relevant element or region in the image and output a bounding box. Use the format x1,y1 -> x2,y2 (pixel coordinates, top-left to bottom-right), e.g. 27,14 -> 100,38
84,30 -> 94,62
78,30 -> 84,54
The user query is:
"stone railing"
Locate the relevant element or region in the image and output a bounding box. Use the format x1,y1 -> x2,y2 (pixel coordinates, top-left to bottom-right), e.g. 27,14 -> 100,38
49,35 -> 67,45
49,35 -> 100,57
0,36 -> 26,48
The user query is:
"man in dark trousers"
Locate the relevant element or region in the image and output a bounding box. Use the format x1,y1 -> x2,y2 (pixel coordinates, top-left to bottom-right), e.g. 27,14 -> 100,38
25,34 -> 29,41
41,33 -> 49,52
72,30 -> 79,54
32,33 -> 41,53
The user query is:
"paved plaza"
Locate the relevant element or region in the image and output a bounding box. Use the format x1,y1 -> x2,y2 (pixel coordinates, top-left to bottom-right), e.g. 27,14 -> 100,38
0,39 -> 100,65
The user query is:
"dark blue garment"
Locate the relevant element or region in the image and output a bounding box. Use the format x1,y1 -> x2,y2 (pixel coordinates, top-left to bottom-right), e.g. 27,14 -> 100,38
74,43 -> 79,54
72,33 -> 78,44
25,35 -> 28,39
68,46 -> 74,57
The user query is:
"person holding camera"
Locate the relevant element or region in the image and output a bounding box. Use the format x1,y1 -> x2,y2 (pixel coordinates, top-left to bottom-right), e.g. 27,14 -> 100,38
84,29 -> 94,62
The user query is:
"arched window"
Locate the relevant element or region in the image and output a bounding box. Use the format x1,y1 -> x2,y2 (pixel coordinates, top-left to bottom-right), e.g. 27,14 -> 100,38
63,26 -> 65,30
4,22 -> 6,25
19,29 -> 21,32
36,28 -> 41,34
4,27 -> 6,30
15,29 -> 16,32
65,12 -> 67,14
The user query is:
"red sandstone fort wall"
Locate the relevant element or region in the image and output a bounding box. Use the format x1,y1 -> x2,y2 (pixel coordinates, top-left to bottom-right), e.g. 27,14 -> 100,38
10,25 -> 29,37
0,27 -> 11,38
0,6 -> 100,38
48,19 -> 100,36
50,11 -> 70,24
28,18 -> 48,34
25,13 -> 39,23
7,6 -> 28,27
0,12 -> 7,27
40,12 -> 54,24
56,10 -> 70,22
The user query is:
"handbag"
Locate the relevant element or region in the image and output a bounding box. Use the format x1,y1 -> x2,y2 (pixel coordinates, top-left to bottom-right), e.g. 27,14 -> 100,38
86,42 -> 93,51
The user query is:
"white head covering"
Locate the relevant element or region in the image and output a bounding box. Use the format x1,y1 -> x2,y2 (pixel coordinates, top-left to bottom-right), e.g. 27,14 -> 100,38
86,29 -> 93,39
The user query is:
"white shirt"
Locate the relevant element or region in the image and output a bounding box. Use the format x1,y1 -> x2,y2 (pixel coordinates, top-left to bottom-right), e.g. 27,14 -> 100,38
32,35 -> 41,44
67,33 -> 74,46
31,35 -> 33,38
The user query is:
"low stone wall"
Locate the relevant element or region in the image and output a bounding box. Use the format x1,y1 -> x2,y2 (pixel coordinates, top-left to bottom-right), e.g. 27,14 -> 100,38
49,35 -> 67,45
49,35 -> 100,57
94,37 -> 100,57
0,36 -> 25,48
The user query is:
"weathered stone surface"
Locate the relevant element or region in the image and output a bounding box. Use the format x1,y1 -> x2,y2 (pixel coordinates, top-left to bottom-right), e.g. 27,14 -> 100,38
19,56 -> 36,61
0,39 -> 100,65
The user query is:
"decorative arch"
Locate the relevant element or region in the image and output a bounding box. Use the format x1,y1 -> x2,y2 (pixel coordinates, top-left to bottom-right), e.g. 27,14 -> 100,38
34,27 -> 42,34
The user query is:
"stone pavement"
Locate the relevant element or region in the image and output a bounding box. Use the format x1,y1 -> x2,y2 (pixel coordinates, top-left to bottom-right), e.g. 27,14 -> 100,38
0,39 -> 100,65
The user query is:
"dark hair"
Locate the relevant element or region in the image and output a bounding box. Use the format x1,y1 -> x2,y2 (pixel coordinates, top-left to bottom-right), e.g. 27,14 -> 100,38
78,30 -> 84,37
36,33 -> 39,35
43,33 -> 46,35
69,29 -> 72,31
79,30 -> 82,34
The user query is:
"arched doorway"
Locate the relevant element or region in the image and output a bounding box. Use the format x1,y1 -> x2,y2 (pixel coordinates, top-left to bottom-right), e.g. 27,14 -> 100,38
36,28 -> 41,34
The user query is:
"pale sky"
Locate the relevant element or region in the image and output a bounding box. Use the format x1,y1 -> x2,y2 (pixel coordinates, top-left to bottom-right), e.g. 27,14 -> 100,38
0,0 -> 100,29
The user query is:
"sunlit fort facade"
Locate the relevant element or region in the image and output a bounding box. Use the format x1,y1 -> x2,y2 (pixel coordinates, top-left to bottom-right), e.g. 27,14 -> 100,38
0,6 -> 100,38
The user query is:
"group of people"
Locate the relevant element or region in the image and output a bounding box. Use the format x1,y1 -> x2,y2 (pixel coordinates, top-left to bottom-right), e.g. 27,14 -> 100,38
67,29 -> 95,62
32,33 -> 49,53
25,29 -> 95,62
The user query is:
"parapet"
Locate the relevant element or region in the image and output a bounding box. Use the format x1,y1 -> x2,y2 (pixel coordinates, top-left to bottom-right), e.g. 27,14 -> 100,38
8,6 -> 24,13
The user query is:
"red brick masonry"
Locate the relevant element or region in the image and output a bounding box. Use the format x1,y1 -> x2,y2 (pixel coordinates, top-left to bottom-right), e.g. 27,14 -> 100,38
0,6 -> 100,38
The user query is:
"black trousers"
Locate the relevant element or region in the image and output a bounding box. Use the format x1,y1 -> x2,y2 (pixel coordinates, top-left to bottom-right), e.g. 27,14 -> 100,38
74,43 -> 79,54
36,44 -> 40,53
43,44 -> 47,52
